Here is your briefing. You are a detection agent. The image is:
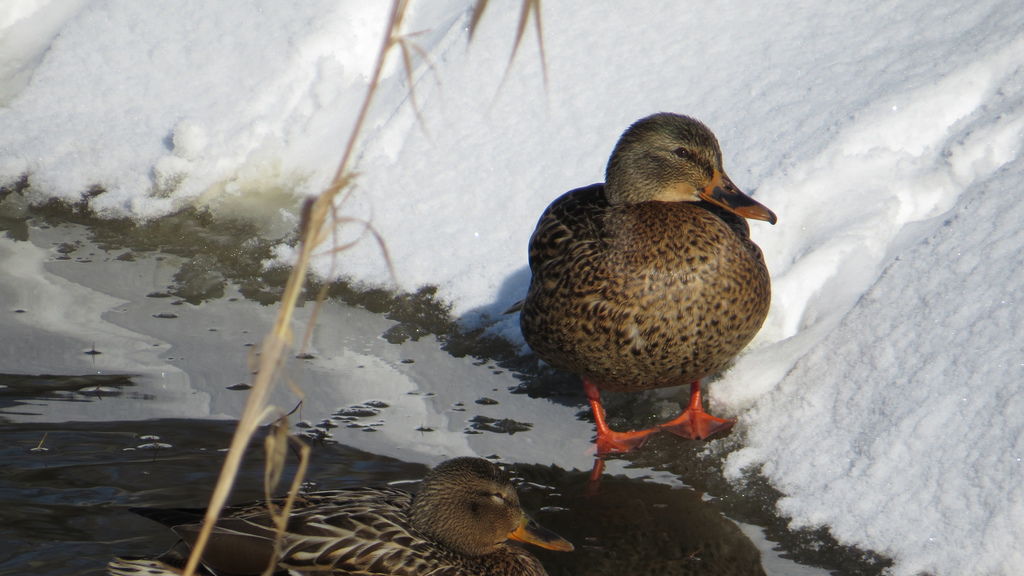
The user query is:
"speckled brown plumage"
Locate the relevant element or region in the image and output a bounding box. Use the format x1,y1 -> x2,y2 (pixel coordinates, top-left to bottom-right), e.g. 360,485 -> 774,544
520,113 -> 775,452
107,458 -> 572,576
521,185 -> 769,392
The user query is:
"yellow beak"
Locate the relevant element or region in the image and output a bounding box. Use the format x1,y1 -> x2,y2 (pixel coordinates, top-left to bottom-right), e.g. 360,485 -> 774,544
508,514 -> 574,552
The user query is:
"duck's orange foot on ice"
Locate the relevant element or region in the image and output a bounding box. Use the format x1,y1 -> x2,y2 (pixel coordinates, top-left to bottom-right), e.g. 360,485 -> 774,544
584,378 -> 659,455
593,427 -> 656,455
659,381 -> 735,440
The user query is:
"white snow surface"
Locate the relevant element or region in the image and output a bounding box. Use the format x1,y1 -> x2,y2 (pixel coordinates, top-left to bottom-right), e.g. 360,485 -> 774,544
2,1 -> 1023,574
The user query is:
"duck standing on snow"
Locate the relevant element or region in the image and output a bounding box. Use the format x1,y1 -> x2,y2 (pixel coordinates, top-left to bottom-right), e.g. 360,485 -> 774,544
520,113 -> 776,455
107,457 -> 572,576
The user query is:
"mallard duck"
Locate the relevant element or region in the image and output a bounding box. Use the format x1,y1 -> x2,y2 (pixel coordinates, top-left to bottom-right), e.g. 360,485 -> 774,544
107,457 -> 573,576
520,113 -> 776,455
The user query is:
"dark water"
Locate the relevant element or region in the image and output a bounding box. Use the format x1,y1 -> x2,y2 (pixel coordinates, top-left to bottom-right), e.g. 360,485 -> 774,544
0,410 -> 764,576
0,198 -> 890,576
0,382 -> 889,576
0,415 -> 420,576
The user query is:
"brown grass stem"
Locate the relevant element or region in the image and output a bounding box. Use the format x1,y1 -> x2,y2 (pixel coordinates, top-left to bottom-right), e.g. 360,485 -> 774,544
179,2 -> 408,575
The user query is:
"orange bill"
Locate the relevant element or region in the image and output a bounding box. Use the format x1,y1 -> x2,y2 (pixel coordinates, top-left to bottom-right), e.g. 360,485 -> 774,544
701,169 -> 777,224
508,514 -> 575,552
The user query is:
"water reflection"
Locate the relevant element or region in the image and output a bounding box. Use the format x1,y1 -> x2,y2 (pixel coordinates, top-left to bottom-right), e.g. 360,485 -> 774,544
520,464 -> 766,576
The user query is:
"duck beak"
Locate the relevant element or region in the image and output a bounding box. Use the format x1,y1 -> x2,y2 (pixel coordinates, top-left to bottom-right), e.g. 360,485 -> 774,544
508,514 -> 575,552
701,170 -> 777,224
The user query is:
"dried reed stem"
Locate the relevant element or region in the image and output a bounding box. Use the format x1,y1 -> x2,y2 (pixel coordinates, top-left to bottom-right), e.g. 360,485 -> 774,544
178,2 -> 543,574
179,2 -> 407,574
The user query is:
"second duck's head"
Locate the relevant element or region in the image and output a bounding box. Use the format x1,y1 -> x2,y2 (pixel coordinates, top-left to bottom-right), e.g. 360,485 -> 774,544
605,113 -> 776,224
409,457 -> 573,557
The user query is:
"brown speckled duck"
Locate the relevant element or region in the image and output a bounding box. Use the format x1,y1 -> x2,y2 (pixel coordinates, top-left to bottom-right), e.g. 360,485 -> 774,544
107,457 -> 572,576
520,113 -> 776,455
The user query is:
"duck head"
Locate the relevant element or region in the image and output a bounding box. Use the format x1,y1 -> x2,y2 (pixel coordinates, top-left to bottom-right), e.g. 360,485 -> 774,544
604,113 -> 777,224
409,457 -> 574,557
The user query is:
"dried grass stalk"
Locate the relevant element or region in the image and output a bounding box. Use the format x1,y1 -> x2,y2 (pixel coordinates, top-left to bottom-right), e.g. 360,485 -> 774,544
179,2 -> 544,574
179,2 -> 408,574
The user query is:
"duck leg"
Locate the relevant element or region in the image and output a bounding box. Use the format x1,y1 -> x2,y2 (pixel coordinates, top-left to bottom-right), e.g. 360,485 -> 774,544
659,381 -> 735,440
584,379 -> 658,455
585,458 -> 606,496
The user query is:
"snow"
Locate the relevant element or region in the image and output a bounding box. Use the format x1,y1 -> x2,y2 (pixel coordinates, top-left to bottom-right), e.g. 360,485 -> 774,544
2,1 -> 1023,574
725,157 -> 1024,574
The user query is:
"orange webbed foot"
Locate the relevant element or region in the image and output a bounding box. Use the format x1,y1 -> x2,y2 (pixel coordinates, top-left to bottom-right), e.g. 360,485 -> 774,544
659,410 -> 735,440
584,378 -> 658,455
594,427 -> 656,455
659,381 -> 735,440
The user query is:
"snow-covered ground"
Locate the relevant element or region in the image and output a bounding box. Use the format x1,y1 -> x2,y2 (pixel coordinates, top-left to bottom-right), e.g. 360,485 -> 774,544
2,1 -> 1022,574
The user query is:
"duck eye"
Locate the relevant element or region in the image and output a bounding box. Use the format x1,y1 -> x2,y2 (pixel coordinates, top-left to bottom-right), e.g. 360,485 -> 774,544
476,490 -> 505,504
672,147 -> 692,160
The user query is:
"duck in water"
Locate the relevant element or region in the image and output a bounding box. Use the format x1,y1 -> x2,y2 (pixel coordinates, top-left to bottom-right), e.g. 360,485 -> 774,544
108,457 -> 572,576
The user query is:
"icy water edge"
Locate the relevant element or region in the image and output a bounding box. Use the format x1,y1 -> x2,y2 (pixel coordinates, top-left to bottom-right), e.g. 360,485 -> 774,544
0,197 -> 889,576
